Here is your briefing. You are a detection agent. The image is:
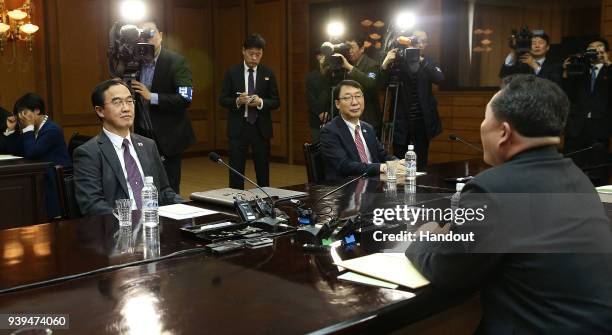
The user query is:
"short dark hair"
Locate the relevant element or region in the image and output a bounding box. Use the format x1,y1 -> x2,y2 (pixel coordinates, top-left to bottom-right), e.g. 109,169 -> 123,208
333,80 -> 363,100
588,37 -> 609,52
13,93 -> 46,116
490,74 -> 568,137
244,34 -> 265,50
532,32 -> 550,45
346,33 -> 368,49
91,79 -> 132,108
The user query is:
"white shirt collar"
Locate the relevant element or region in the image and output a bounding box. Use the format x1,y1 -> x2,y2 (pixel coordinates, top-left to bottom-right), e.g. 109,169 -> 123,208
103,127 -> 133,150
592,63 -> 604,71
244,61 -> 258,73
341,116 -> 362,134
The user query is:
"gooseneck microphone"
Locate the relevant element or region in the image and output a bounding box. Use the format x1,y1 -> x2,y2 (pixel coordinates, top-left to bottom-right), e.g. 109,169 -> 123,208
449,134 -> 483,153
564,142 -> 604,158
208,152 -> 282,224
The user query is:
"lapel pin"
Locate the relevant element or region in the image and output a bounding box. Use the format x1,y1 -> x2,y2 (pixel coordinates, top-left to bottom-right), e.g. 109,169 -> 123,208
264,77 -> 269,80
137,142 -> 143,147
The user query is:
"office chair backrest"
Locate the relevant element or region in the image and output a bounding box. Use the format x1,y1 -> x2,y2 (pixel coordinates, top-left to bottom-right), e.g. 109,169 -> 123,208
303,142 -> 325,183
53,165 -> 81,219
68,131 -> 92,159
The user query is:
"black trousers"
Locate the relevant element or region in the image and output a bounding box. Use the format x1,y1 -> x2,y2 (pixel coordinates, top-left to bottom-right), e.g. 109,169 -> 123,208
393,118 -> 430,170
163,153 -> 183,194
228,121 -> 270,190
564,119 -> 609,186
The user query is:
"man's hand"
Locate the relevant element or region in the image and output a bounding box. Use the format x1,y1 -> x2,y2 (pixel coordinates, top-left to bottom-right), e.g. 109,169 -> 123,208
332,53 -> 353,72
130,80 -> 152,101
18,112 -> 36,127
236,92 -> 250,106
318,112 -> 329,123
6,115 -> 17,131
247,95 -> 263,108
382,48 -> 398,70
417,221 -> 451,235
519,53 -> 539,71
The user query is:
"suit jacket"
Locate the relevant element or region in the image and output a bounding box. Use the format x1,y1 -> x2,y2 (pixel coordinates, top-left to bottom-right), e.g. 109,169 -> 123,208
499,57 -> 562,86
305,69 -> 329,129
147,48 -> 196,157
407,146 -> 612,334
6,120 -> 71,219
347,54 -> 382,131
320,116 -> 396,181
219,63 -> 280,139
73,131 -> 181,216
563,64 -> 612,139
0,107 -> 8,153
381,55 -> 444,142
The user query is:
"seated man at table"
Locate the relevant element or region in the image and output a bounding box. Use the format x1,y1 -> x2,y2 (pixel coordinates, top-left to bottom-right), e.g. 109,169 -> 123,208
320,80 -> 400,181
73,79 -> 182,216
4,93 -> 71,219
406,74 -> 612,333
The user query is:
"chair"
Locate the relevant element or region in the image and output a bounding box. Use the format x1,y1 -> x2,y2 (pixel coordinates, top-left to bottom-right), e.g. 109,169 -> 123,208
68,131 -> 92,158
53,165 -> 81,219
303,141 -> 326,183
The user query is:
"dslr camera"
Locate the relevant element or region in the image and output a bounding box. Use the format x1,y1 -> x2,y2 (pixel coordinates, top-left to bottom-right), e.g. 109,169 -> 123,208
320,41 -> 351,72
566,49 -> 599,77
108,22 -> 156,81
508,26 -> 533,55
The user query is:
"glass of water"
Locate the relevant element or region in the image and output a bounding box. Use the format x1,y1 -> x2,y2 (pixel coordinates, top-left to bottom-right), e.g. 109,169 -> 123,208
386,160 -> 398,180
112,199 -> 132,227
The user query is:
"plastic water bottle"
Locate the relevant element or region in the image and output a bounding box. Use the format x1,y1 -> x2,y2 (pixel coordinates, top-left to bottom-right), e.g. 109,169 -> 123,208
450,183 -> 465,210
405,145 -> 417,181
142,176 -> 159,227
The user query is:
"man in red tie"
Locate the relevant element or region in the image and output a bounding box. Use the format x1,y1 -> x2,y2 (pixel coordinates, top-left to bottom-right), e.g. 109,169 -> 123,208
320,80 -> 401,181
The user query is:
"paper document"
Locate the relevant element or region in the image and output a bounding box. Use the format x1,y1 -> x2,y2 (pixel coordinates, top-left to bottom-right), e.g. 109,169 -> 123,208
158,204 -> 218,220
335,253 -> 430,289
0,155 -> 22,161
338,271 -> 400,290
596,186 -> 612,203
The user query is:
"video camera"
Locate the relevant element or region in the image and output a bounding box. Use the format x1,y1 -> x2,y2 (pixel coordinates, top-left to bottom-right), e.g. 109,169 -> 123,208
508,26 -> 533,55
320,41 -> 351,72
108,22 -> 156,81
566,49 -> 599,77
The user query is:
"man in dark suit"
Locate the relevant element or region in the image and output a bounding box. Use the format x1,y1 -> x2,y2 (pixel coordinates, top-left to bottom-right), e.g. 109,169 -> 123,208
129,21 -> 195,194
4,93 -> 71,219
219,34 -> 280,189
0,106 -> 8,153
406,74 -> 612,334
74,79 -> 181,216
499,31 -> 562,86
320,80 -> 399,181
381,30 -> 444,168
305,49 -> 330,142
562,37 -> 612,185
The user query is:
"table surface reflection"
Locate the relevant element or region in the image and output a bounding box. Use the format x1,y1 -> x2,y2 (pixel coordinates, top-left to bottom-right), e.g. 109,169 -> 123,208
0,159 -> 490,334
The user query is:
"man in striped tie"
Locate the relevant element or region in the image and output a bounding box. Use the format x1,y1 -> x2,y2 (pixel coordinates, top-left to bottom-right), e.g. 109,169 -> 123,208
320,80 -> 401,181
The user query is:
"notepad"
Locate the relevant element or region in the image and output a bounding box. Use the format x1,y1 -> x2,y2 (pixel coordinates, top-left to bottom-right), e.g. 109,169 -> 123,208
338,271 -> 400,289
158,204 -> 219,220
334,253 -> 430,289
596,186 -> 612,203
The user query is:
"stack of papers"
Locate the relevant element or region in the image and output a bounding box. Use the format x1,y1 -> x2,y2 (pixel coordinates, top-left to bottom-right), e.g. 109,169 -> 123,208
596,185 -> 612,203
335,253 -> 430,289
158,204 -> 219,220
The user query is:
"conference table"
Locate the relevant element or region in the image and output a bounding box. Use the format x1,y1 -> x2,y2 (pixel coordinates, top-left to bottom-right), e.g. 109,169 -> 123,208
0,159 -> 538,334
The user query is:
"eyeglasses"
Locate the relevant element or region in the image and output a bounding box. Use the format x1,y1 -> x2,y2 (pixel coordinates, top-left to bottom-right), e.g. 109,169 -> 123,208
338,93 -> 364,103
104,97 -> 135,108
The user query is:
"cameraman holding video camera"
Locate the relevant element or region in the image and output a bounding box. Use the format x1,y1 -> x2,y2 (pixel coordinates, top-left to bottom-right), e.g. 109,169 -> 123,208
499,29 -> 562,86
562,37 -> 612,185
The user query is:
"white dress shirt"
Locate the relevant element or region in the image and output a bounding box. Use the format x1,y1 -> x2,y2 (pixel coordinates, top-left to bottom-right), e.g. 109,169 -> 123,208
103,128 -> 146,209
342,117 -> 372,163
239,62 -> 264,117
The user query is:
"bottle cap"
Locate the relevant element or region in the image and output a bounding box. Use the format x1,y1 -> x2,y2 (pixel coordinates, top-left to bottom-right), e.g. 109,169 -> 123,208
145,176 -> 154,184
408,144 -> 414,150
456,182 -> 465,191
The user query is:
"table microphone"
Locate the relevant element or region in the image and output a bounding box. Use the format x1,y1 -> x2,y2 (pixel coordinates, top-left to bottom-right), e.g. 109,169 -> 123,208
564,142 -> 604,158
448,134 -> 483,153
208,152 -> 285,227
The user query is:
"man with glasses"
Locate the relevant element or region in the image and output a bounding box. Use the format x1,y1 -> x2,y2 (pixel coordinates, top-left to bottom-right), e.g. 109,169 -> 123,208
73,79 -> 181,216
320,80 -> 400,181
128,20 -> 195,194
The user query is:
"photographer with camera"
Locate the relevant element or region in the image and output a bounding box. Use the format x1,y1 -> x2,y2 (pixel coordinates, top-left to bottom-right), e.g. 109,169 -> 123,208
320,34 -> 382,133
499,29 -> 562,86
562,37 -> 612,185
380,30 -> 444,168
119,20 -> 195,194
305,49 -> 331,141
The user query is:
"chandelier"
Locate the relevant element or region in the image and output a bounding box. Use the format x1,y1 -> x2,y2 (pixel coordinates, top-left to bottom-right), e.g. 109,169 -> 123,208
0,0 -> 39,52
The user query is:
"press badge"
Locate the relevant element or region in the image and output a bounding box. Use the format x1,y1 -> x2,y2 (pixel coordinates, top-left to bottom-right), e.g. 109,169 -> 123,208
178,86 -> 193,102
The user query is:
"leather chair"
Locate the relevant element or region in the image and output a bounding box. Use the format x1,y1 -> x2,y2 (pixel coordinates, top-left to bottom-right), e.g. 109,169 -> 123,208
53,165 -> 81,219
303,142 -> 325,183
67,131 -> 92,159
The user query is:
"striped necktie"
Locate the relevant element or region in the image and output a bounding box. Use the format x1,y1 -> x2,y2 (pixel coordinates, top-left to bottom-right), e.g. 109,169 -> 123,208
354,124 -> 369,163
122,139 -> 143,209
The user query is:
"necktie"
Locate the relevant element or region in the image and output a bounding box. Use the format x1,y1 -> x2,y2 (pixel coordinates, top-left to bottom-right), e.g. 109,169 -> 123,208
590,66 -> 597,93
354,125 -> 369,163
122,139 -> 143,209
247,68 -> 257,124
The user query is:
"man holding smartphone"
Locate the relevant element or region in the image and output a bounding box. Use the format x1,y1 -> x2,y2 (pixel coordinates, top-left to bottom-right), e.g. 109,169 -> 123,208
219,34 -> 280,189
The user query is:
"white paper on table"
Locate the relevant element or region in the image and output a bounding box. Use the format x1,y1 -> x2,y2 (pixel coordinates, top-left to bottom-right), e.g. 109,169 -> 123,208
158,204 -> 219,220
0,155 -> 22,161
338,271 -> 400,289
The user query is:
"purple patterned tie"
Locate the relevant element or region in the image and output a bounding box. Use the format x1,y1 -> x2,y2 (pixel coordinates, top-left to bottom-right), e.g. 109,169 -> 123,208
247,68 -> 257,124
122,139 -> 143,209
